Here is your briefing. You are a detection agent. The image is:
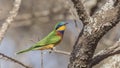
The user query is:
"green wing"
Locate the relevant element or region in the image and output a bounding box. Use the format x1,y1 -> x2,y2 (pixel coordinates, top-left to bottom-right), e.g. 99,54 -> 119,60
34,30 -> 61,47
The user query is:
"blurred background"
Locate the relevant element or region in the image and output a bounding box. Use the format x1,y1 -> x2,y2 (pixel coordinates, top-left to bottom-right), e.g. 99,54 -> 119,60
0,0 -> 120,68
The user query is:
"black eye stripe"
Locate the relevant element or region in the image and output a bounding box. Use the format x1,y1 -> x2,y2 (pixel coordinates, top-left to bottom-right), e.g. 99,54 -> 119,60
56,25 -> 62,30
56,26 -> 59,29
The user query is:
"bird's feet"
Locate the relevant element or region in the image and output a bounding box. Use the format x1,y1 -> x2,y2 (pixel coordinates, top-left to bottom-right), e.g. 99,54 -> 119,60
49,47 -> 56,54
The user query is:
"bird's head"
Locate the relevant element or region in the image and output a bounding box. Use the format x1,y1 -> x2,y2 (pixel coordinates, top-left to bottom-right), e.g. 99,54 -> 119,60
54,22 -> 68,35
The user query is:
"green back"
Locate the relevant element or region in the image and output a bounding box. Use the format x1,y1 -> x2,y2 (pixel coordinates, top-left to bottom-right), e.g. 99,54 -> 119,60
34,30 -> 61,47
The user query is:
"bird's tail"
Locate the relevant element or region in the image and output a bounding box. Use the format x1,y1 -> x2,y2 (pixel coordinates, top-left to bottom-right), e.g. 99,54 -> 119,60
16,47 -> 33,54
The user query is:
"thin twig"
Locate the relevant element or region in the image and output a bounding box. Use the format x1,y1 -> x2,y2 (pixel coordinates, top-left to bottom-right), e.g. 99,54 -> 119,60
70,0 -> 89,51
53,50 -> 70,55
48,49 -> 70,55
90,38 -> 120,67
41,51 -> 44,68
65,0 -> 80,21
73,26 -> 84,47
0,0 -> 21,44
0,53 -> 31,68
61,0 -> 84,47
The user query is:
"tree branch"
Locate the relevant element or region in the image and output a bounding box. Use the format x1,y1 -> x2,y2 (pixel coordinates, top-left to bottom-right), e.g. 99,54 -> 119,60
70,0 -> 90,55
89,0 -> 103,16
71,0 -> 89,25
90,37 -> 120,67
0,53 -> 31,68
68,0 -> 120,68
0,0 -> 31,68
0,0 -> 21,43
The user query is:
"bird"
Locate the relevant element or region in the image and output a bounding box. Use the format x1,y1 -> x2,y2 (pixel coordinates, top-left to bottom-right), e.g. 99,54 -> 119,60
17,22 -> 68,54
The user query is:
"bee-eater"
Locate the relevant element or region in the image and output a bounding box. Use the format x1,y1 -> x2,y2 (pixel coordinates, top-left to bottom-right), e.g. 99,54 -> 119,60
17,22 -> 68,54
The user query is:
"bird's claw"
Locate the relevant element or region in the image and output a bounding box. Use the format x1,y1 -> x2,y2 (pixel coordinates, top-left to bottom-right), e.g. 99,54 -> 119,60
49,47 -> 56,54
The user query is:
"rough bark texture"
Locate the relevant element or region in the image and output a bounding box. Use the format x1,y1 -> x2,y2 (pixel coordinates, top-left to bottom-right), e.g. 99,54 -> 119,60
90,38 -> 120,67
68,0 -> 120,68
71,0 -> 89,25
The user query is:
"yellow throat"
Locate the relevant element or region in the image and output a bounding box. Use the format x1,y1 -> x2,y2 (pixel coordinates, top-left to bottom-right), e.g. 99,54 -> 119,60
57,25 -> 66,31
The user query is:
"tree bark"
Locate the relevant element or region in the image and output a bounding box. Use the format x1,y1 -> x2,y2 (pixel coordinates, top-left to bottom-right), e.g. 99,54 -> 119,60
90,38 -> 120,67
68,0 -> 120,68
